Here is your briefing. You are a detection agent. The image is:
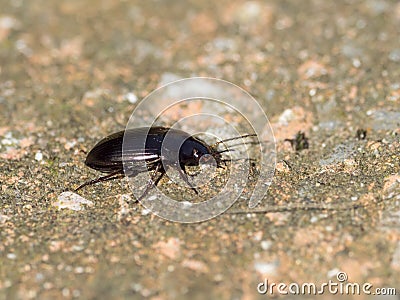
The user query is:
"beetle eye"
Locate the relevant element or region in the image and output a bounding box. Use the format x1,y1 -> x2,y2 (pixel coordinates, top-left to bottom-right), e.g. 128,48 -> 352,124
193,148 -> 199,158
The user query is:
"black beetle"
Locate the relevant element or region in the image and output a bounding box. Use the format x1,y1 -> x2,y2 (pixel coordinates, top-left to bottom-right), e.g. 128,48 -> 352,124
75,126 -> 256,200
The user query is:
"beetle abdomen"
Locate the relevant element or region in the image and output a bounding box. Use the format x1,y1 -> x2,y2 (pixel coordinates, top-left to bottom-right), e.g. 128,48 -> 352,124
85,131 -> 125,173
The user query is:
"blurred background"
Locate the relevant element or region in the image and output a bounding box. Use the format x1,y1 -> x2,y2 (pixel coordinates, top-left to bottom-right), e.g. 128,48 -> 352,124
1,0 -> 399,299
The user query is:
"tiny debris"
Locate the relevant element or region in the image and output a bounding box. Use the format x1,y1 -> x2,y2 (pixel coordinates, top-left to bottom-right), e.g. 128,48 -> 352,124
275,160 -> 291,173
0,16 -> 20,42
181,201 -> 193,208
297,60 -> 329,79
74,266 -> 85,274
0,214 -> 10,223
382,174 -> 400,199
117,194 -> 132,220
235,1 -> 263,24
7,253 -> 17,260
0,16 -> 20,30
327,268 -> 340,278
260,240 -> 272,250
182,259 -> 209,273
153,237 -> 181,259
254,261 -> 278,276
35,151 -> 43,161
141,208 -> 151,216
82,88 -> 110,107
64,140 -> 77,150
278,108 -> 296,126
356,129 -> 367,140
1,132 -> 18,146
285,131 -> 309,151
389,49 -> 400,62
147,195 -> 157,201
124,92 -> 138,104
54,192 -> 94,211
319,142 -> 357,166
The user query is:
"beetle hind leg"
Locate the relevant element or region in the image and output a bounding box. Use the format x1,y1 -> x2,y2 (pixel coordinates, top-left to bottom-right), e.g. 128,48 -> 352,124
75,170 -> 125,191
137,163 -> 165,202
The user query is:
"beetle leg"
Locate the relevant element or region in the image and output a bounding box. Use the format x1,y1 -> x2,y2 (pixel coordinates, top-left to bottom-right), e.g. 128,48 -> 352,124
178,165 -> 199,195
217,160 -> 227,169
75,170 -> 124,191
137,162 -> 165,201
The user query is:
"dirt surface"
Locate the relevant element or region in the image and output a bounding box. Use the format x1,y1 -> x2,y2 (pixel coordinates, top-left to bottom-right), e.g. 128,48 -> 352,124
1,0 -> 400,299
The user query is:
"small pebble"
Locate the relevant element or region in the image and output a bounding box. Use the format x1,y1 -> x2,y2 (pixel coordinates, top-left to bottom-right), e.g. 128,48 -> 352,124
1,132 -> 18,146
62,288 -> 70,297
327,268 -> 340,278
260,240 -> 272,250
54,192 -> 94,211
72,290 -> 81,298
148,195 -> 157,201
0,214 -> 10,223
35,151 -> 43,161
254,261 -> 277,275
167,265 -> 175,272
141,208 -> 151,215
74,267 -> 84,274
0,16 -> 19,30
124,92 -> 138,104
7,253 -> 17,260
389,49 -> 400,62
182,201 -> 193,208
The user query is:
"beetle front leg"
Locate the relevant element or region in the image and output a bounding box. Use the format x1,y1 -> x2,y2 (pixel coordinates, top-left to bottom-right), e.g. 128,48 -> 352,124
178,165 -> 199,195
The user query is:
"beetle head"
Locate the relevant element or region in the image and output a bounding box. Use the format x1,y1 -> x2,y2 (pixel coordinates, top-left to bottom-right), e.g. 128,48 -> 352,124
179,138 -> 210,166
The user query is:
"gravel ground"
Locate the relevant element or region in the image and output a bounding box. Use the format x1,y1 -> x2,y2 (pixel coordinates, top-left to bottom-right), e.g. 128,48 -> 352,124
1,0 -> 399,299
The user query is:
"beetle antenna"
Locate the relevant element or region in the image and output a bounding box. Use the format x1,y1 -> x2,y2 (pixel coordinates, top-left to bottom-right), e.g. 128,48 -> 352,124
211,134 -> 257,148
220,158 -> 257,163
221,140 -> 264,149
213,148 -> 236,155
213,137 -> 272,155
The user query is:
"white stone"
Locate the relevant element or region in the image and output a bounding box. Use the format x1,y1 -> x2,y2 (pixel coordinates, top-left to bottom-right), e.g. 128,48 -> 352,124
35,152 -> 43,161
54,192 -> 94,211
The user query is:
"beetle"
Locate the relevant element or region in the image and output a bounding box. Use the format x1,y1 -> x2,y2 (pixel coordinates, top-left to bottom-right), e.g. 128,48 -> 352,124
75,126 -> 257,200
